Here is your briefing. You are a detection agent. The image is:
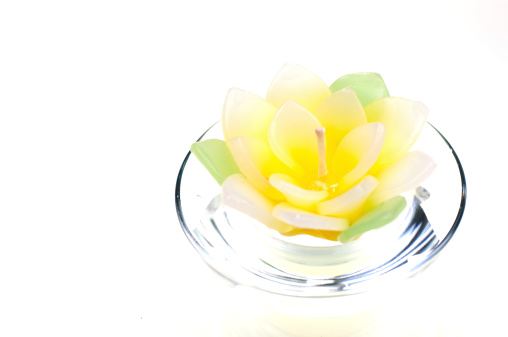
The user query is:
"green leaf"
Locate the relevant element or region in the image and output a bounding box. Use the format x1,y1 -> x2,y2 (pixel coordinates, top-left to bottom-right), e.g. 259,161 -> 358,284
338,195 -> 407,243
190,139 -> 242,185
329,73 -> 389,107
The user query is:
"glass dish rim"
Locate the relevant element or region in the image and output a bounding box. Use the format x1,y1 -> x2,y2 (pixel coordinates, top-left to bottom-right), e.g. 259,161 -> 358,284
175,121 -> 467,296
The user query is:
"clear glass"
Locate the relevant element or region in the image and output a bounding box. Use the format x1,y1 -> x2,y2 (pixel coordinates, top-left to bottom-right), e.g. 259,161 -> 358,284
175,121 -> 466,336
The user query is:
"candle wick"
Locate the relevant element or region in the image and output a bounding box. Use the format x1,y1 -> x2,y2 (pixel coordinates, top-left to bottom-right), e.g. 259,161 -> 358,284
315,127 -> 328,178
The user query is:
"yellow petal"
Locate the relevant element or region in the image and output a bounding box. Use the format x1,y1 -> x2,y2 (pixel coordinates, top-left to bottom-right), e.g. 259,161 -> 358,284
273,203 -> 349,231
331,123 -> 385,192
266,63 -> 331,112
313,87 -> 367,165
317,175 -> 378,217
280,228 -> 340,241
364,97 -> 428,167
269,173 -> 328,210
228,136 -> 287,200
222,88 -> 277,144
222,174 -> 293,233
368,151 -> 436,207
268,101 -> 322,175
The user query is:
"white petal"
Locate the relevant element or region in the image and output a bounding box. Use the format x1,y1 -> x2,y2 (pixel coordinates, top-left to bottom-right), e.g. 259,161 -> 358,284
269,173 -> 328,209
368,151 -> 436,206
228,136 -> 286,200
273,203 -> 349,231
331,123 -> 385,192
266,63 -> 331,112
268,101 -> 322,175
222,174 -> 293,233
365,97 -> 428,167
313,87 -> 367,164
222,88 -> 277,144
317,176 -> 379,216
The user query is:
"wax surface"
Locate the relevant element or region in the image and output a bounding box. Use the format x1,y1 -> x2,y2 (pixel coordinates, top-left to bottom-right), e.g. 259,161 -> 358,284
266,63 -> 331,112
269,173 -> 328,210
273,202 -> 349,231
331,122 -> 385,192
317,175 -> 378,217
365,97 -> 429,168
222,174 -> 292,233
313,87 -> 367,164
268,100 -> 321,174
228,136 -> 286,200
368,151 -> 436,207
222,88 -> 277,145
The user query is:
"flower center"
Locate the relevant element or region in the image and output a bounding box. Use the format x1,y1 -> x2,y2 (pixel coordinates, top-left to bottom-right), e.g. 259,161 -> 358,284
299,171 -> 339,197
293,128 -> 341,198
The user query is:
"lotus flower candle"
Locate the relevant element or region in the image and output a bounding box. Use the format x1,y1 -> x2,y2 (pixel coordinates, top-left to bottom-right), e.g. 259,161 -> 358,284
191,64 -> 436,242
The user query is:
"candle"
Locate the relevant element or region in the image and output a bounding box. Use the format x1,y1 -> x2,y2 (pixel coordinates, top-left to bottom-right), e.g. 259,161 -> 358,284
191,64 -> 436,242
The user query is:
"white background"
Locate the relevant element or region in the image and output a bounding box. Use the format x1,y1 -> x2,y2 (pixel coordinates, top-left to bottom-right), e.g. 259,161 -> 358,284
1,0 -> 507,336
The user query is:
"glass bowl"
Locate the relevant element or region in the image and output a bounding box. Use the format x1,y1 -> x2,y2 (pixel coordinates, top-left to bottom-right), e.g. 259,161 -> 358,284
175,121 -> 466,336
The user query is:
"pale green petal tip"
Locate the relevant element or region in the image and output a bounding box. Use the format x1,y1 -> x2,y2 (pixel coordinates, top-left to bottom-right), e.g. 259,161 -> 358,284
330,72 -> 390,107
190,139 -> 242,185
338,195 -> 407,243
